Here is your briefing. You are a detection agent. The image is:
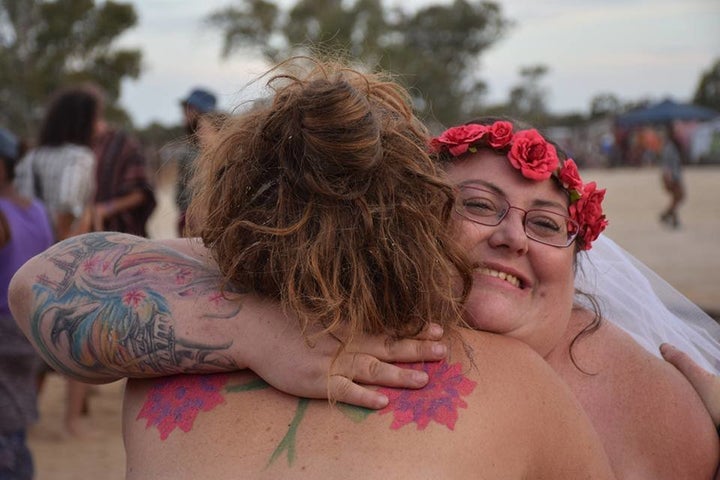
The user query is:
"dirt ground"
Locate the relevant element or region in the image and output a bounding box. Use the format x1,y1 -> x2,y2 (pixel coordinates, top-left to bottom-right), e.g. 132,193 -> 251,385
27,165 -> 720,479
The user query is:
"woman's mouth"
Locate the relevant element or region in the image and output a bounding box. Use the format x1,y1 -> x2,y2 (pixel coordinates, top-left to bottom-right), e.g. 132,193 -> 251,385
477,267 -> 522,288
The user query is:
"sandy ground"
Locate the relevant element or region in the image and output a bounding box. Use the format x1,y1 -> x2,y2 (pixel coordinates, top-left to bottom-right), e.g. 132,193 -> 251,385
27,165 -> 720,479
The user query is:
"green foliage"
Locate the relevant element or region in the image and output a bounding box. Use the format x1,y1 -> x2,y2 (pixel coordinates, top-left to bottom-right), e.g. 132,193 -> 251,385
589,93 -> 622,119
504,64 -> 549,126
206,0 -> 510,126
693,58 -> 720,112
0,0 -> 142,139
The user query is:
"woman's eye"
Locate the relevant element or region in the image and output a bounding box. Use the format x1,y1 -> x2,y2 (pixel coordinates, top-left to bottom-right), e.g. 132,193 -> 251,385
464,198 -> 497,214
527,216 -> 562,233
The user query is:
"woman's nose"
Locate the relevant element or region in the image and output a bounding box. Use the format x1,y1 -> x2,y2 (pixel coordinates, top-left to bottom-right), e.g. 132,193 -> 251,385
487,208 -> 529,255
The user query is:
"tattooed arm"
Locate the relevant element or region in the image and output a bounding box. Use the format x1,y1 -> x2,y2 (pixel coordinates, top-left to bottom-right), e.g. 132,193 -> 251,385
8,232 -> 446,409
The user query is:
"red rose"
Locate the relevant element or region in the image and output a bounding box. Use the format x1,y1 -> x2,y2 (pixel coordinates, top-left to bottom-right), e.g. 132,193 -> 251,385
508,129 -> 559,181
430,124 -> 488,156
570,182 -> 608,250
487,121 -> 514,148
558,159 -> 583,193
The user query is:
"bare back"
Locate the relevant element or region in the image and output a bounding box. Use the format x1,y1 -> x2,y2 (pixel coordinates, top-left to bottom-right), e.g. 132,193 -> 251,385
123,332 -> 615,479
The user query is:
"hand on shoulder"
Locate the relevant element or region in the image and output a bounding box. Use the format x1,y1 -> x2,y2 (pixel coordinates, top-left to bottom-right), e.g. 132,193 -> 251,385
661,343 -> 720,426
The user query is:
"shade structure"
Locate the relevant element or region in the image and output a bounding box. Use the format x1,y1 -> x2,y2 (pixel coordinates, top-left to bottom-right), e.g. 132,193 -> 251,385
615,99 -> 720,127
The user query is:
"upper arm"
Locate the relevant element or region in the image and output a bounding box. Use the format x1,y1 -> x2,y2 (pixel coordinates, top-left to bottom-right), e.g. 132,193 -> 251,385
569,323 -> 719,478
8,232 -> 248,383
620,346 -> 720,477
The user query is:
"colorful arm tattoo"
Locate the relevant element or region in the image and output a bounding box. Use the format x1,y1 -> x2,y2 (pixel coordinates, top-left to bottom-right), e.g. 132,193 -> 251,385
137,361 -> 477,468
28,232 -> 246,380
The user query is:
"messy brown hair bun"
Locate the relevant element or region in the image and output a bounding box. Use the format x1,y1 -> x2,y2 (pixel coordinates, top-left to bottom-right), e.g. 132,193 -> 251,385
188,56 -> 471,342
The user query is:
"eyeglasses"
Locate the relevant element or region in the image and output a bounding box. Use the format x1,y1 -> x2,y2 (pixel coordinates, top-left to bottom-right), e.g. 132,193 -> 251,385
455,186 -> 578,248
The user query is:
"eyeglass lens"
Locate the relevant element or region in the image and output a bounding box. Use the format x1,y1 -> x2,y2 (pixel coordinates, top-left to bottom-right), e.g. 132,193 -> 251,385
456,187 -> 577,247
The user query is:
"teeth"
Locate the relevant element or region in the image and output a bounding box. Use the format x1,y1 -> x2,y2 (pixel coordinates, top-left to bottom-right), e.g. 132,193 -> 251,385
478,268 -> 521,288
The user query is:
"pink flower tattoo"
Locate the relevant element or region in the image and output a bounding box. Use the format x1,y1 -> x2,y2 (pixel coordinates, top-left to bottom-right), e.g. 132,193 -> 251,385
377,362 -> 476,430
137,374 -> 230,440
82,257 -> 99,272
122,290 -> 146,308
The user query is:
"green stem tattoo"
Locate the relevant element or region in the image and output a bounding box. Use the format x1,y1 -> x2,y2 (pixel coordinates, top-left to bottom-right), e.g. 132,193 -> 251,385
267,398 -> 310,468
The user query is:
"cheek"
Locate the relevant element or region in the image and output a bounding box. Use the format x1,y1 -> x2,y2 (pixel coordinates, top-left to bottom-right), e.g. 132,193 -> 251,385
455,217 -> 488,251
535,251 -> 575,301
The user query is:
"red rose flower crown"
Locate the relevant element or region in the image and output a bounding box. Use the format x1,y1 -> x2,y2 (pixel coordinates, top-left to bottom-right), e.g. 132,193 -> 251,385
430,121 -> 608,251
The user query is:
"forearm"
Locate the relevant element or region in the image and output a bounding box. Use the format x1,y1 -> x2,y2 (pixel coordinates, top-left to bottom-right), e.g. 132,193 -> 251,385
54,211 -> 75,241
100,189 -> 146,216
8,232 -> 257,383
8,232 -> 454,408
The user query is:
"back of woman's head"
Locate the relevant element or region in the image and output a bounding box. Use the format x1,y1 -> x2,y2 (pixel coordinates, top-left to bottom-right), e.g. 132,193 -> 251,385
188,57 -> 472,342
38,85 -> 103,147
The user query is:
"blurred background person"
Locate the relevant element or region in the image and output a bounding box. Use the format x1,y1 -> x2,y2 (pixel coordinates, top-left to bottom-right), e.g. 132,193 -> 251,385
91,88 -> 156,236
659,123 -> 686,229
0,127 -> 54,479
13,85 -> 101,438
175,87 -> 216,236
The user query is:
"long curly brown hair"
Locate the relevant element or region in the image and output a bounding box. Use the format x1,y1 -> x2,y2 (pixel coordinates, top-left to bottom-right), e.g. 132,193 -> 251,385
187,57 -> 472,343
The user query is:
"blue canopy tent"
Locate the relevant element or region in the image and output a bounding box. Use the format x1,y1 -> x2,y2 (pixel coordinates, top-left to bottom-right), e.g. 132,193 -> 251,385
615,99 -> 720,127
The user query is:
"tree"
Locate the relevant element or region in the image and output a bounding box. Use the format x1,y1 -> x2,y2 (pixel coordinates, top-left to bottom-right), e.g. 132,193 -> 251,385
589,93 -> 621,119
0,0 -> 142,138
693,58 -> 720,112
206,0 -> 510,126
506,64 -> 549,126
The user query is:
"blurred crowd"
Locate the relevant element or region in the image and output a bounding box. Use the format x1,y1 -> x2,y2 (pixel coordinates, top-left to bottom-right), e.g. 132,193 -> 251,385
548,116 -> 720,169
0,81 -> 218,478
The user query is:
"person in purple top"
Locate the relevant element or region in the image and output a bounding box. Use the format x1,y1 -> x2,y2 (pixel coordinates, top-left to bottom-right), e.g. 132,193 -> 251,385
0,127 -> 54,480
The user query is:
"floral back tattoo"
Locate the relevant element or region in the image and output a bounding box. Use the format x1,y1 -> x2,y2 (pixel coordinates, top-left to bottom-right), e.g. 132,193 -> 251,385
136,361 -> 477,468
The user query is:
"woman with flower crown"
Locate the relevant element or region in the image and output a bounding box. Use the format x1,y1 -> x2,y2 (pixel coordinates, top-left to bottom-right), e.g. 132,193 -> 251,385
430,118 -> 719,478
9,61 -> 720,477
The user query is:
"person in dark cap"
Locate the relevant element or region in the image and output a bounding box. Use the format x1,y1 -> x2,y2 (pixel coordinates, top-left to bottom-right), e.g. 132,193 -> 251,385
175,87 -> 217,234
181,88 -> 217,115
0,127 -> 54,479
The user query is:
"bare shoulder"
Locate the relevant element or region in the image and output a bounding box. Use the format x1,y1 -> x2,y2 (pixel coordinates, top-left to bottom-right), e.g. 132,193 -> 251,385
456,332 -> 616,479
554,308 -> 719,479
564,309 -> 711,400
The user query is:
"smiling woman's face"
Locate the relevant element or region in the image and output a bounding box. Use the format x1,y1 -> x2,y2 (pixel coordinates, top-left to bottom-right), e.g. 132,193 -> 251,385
446,150 -> 576,357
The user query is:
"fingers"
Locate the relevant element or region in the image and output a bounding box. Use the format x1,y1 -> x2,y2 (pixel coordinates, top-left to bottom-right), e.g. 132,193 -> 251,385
350,323 -> 448,363
325,352 -> 434,409
660,343 -> 720,425
327,374 -> 390,410
345,353 -> 429,387
381,338 -> 447,363
660,343 -> 712,382
412,322 -> 445,341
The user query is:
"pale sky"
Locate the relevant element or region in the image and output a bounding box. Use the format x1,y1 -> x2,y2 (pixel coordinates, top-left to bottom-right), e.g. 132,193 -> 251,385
118,0 -> 720,127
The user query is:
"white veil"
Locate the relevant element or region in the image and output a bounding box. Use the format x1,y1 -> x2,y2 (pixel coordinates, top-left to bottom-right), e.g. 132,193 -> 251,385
575,235 -> 720,375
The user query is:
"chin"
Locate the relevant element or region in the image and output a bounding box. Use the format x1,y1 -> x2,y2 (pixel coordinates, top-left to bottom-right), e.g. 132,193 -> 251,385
463,296 -> 519,334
